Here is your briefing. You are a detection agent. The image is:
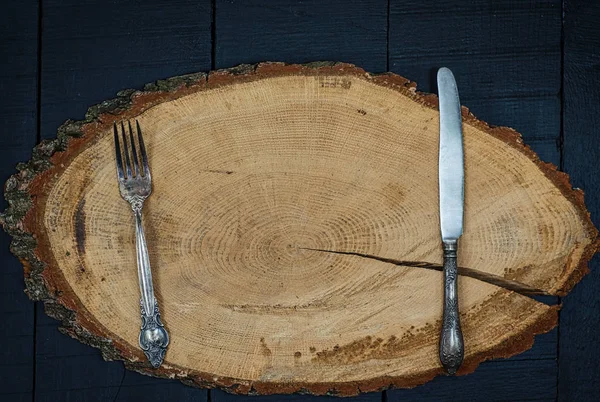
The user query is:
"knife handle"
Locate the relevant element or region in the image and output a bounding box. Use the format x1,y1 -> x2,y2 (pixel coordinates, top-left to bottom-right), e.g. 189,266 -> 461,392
440,240 -> 464,374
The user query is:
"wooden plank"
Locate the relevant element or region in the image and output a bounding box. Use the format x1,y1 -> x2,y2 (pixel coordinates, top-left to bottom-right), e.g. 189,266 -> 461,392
213,2 -> 388,399
385,327 -> 557,400
214,0 -> 387,72
509,328 -> 557,361
387,359 -> 557,402
213,2 -> 388,400
41,0 -> 212,138
212,390 -> 381,402
389,0 -> 562,165
559,1 -> 600,401
37,0 -> 212,400
36,385 -> 203,402
0,0 -> 39,400
388,1 -> 563,400
36,292 -> 209,401
0,393 -> 31,402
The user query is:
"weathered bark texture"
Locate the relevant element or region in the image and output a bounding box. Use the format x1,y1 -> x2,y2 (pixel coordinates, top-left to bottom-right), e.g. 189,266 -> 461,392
1,63 -> 597,396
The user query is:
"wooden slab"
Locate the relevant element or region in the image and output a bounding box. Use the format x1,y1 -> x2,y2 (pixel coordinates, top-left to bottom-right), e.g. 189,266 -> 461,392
1,63 -> 597,396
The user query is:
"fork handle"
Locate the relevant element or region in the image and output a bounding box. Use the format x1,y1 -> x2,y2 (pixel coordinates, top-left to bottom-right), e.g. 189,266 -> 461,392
439,240 -> 464,374
134,208 -> 169,368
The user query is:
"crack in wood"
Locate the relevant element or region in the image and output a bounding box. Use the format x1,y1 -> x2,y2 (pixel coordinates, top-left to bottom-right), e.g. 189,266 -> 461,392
2,61 -> 590,395
300,247 -> 552,300
203,169 -> 235,175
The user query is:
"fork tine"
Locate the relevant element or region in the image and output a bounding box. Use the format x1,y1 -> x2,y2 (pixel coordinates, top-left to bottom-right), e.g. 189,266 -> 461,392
113,122 -> 125,180
120,121 -> 133,178
128,121 -> 140,177
136,120 -> 150,176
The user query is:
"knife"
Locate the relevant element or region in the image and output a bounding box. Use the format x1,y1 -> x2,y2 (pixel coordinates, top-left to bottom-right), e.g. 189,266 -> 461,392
437,67 -> 465,374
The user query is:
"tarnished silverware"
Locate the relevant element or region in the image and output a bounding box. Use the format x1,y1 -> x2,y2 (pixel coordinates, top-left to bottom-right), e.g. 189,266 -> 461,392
113,120 -> 169,368
437,67 -> 465,374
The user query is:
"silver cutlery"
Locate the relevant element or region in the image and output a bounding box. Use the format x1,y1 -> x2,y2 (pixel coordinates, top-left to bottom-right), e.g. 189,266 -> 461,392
113,120 -> 169,368
437,67 -> 465,374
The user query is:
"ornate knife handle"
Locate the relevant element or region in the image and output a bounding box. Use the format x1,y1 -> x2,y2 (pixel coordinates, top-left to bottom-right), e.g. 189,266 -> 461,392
440,240 -> 464,374
134,208 -> 169,368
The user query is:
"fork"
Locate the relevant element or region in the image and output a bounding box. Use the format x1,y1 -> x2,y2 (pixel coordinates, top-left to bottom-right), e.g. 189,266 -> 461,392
113,120 -> 169,368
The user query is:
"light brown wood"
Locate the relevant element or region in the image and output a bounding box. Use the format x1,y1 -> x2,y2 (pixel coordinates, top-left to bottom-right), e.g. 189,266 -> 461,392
2,63 -> 597,395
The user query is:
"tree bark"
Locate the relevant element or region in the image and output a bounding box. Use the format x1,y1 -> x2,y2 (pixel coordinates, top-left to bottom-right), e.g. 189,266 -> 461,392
1,62 -> 597,396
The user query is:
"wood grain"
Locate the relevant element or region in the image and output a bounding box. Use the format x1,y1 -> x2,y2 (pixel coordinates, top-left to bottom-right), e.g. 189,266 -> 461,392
35,0 -> 213,400
41,0 -> 213,138
389,0 -> 562,166
387,358 -> 557,402
387,2 -> 564,400
3,63 -> 596,395
213,3 -> 389,398
559,1 -> 600,401
212,388 -> 382,402
0,1 -> 39,400
214,0 -> 387,71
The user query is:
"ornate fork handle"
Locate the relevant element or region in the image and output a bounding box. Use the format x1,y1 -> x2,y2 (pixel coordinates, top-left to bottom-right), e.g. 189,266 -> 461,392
134,204 -> 169,368
439,240 -> 464,374
114,121 -> 169,368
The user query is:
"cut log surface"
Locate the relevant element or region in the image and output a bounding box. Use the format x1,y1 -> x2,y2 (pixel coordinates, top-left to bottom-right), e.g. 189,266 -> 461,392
1,63 -> 597,396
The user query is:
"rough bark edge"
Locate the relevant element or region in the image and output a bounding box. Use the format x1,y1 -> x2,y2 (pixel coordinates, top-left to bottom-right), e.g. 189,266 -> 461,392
0,62 -> 594,396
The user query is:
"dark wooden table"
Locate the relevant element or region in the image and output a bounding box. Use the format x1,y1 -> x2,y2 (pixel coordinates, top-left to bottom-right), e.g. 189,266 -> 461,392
1,1 -> 599,401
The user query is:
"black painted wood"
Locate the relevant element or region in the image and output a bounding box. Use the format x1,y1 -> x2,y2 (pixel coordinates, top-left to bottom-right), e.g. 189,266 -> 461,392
0,1 -> 39,401
36,0 -> 212,400
1,0 -> 598,400
36,303 -> 205,402
387,1 -> 563,400
41,0 -> 213,139
214,0 -> 388,72
559,1 -> 600,401
387,359 -> 557,402
212,390 -> 382,402
389,0 -> 562,166
213,1 -> 388,399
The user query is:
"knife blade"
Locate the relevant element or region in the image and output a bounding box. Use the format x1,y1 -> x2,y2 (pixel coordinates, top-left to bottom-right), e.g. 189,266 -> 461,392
439,67 -> 464,242
437,67 -> 465,375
